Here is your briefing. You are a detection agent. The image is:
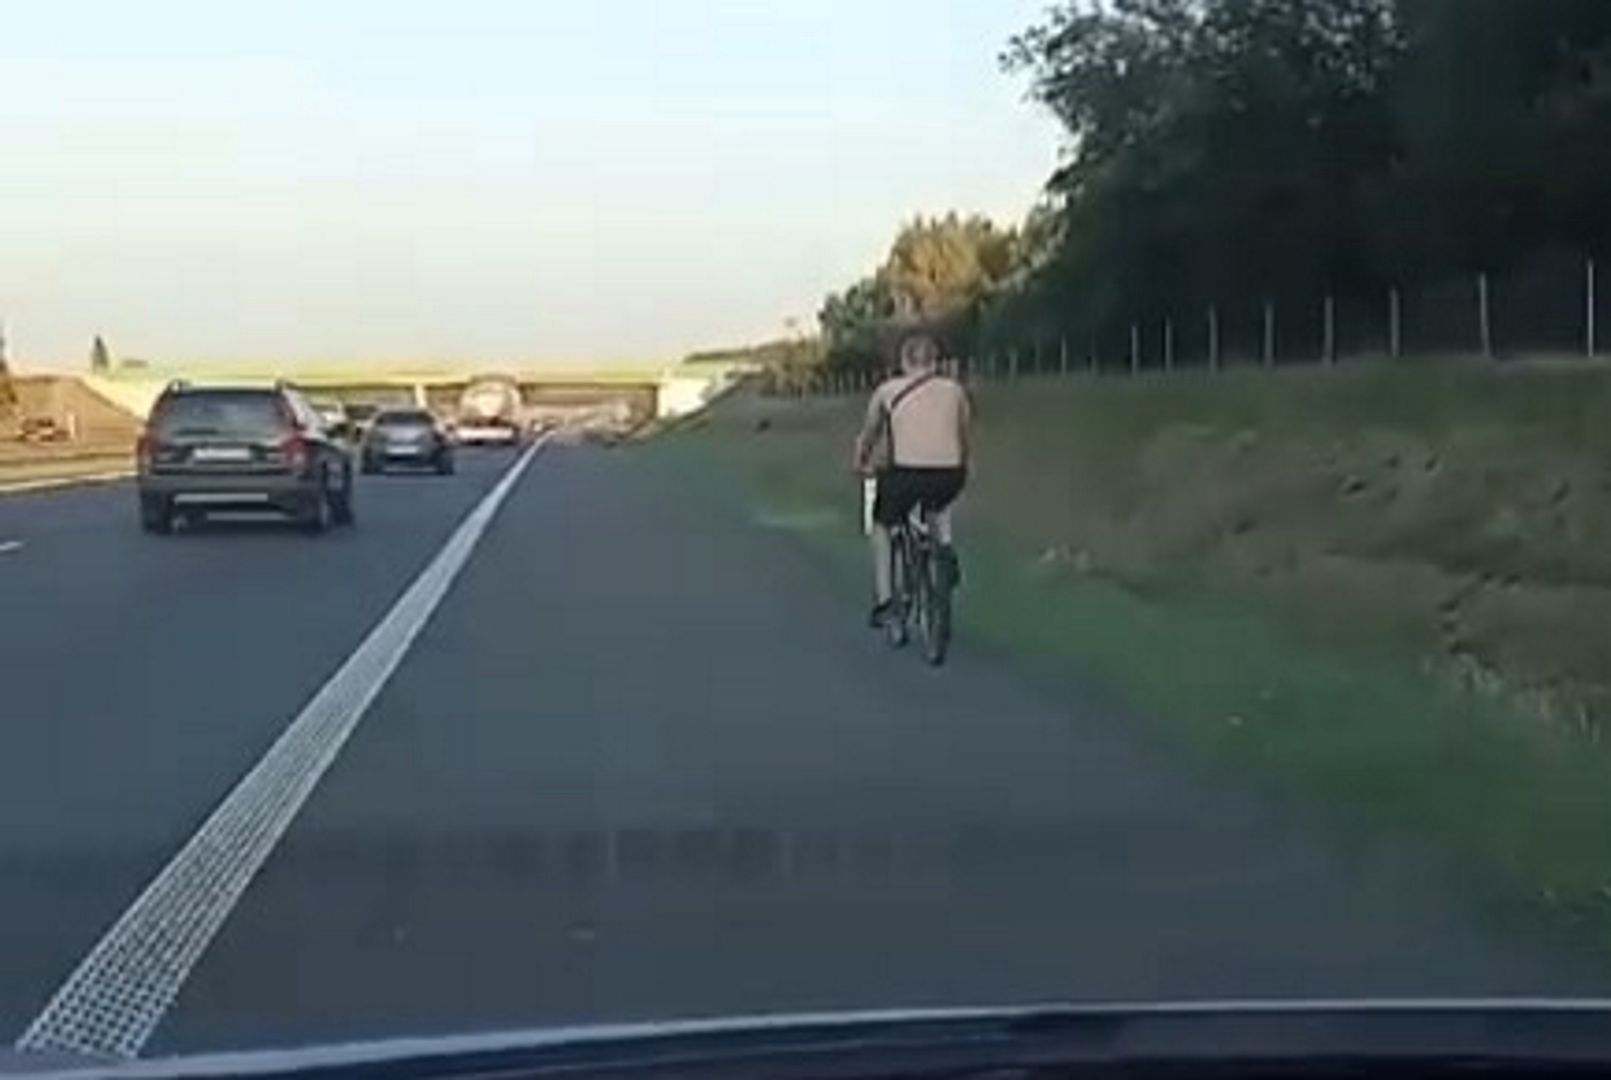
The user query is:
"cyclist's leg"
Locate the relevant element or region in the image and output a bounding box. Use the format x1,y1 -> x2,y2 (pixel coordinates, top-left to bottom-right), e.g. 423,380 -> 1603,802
868,471 -> 909,623
922,469 -> 966,585
870,522 -> 893,604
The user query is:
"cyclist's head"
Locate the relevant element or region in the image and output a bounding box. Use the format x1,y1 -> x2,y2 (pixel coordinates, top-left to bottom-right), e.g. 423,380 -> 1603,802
898,332 -> 941,375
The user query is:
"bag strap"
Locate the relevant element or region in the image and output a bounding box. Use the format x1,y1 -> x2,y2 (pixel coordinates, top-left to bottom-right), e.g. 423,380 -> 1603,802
885,372 -> 936,418
876,373 -> 940,464
872,373 -> 936,463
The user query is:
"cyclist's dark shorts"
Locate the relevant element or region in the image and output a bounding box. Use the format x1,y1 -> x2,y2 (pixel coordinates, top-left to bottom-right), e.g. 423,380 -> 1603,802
874,467 -> 966,527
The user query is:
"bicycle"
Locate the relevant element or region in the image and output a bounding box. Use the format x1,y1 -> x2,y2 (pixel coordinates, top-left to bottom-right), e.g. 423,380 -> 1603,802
884,503 -> 954,666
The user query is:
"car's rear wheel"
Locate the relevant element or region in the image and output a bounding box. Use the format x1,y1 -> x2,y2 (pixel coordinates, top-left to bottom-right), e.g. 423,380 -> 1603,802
437,454 -> 455,476
139,494 -> 173,535
330,466 -> 356,526
299,482 -> 333,534
361,456 -> 381,475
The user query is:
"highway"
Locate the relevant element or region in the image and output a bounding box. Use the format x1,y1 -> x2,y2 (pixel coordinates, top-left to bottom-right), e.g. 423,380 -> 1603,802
0,443 -> 1605,1063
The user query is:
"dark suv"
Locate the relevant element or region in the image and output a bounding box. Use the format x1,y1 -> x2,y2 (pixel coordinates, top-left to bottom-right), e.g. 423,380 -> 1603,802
136,382 -> 356,534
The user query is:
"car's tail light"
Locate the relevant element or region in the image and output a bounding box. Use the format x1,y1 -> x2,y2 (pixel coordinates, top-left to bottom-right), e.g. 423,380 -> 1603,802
136,430 -> 158,472
279,432 -> 310,472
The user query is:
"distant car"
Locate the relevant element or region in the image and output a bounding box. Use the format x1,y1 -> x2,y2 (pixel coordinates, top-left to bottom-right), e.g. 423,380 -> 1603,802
136,382 -> 355,534
455,376 -> 524,446
361,408 -> 456,475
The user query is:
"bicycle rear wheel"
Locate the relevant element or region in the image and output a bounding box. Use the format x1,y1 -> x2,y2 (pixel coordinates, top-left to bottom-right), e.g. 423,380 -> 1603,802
885,529 -> 912,649
917,545 -> 952,666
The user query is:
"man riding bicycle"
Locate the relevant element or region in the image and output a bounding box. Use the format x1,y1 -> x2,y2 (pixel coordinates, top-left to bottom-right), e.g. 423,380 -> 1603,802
852,332 -> 972,628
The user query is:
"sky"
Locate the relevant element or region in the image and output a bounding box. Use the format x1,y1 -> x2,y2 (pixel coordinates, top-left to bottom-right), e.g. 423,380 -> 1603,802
0,1 -> 1060,369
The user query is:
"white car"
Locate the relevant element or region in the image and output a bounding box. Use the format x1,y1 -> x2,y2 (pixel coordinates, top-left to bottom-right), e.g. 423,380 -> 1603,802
452,418 -> 522,446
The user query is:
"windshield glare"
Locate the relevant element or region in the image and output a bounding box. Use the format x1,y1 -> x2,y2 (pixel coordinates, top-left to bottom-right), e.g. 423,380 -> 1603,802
151,393 -> 287,438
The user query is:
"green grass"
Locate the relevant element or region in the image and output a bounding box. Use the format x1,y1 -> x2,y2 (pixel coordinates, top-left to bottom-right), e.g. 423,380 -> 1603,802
645,363 -> 1611,948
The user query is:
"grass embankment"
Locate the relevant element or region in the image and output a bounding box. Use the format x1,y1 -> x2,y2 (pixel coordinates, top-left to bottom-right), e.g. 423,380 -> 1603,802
654,362 -> 1611,946
1,376 -> 137,491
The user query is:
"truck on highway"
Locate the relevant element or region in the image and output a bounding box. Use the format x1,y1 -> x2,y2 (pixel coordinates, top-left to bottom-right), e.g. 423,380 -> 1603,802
454,375 -> 525,447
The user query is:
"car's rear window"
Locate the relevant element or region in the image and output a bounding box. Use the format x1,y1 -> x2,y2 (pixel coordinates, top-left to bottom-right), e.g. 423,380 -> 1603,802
151,392 -> 288,438
374,410 -> 434,427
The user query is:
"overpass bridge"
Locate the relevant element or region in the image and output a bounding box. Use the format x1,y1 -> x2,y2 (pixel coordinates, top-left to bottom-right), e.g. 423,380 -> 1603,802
79,363 -> 739,427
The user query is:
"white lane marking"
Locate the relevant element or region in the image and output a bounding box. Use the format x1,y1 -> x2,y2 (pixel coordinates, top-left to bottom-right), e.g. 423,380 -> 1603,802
0,541 -> 21,555
0,469 -> 133,497
16,440 -> 546,1060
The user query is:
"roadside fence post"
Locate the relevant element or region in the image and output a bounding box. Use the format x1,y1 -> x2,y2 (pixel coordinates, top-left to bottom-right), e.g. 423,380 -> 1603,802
1163,318 -> 1175,372
1088,339 -> 1098,376
1389,287 -> 1402,360
1130,323 -> 1141,376
1208,305 -> 1220,372
1059,336 -> 1069,376
1262,299 -> 1276,368
1479,272 -> 1494,360
1323,294 -> 1336,366
1589,257 -> 1598,359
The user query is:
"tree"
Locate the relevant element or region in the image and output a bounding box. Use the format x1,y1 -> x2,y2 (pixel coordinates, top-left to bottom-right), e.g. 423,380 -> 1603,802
818,276 -> 896,369
90,335 -> 112,374
997,0 -> 1402,350
991,0 -> 1611,353
1389,0 -> 1611,270
881,214 -> 1019,317
818,215 -> 1023,369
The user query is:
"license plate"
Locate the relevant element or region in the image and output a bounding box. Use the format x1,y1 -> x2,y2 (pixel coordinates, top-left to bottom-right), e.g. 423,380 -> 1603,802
192,447 -> 252,463
388,443 -> 423,456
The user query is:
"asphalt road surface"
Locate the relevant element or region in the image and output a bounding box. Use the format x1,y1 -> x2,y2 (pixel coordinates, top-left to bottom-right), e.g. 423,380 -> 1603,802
0,444 -> 1605,1063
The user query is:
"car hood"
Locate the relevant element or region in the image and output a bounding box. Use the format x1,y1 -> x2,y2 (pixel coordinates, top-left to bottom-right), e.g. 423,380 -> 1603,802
14,1000 -> 1611,1079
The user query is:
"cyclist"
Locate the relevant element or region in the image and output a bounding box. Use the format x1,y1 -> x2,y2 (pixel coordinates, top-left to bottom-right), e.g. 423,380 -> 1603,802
852,332 -> 971,628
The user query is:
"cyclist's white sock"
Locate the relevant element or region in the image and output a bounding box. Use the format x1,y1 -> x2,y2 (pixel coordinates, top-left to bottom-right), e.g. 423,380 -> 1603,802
935,507 -> 955,547
871,524 -> 893,603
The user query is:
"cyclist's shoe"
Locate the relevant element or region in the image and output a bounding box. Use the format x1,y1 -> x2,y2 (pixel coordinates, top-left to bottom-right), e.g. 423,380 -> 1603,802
868,599 -> 895,628
939,546 -> 962,589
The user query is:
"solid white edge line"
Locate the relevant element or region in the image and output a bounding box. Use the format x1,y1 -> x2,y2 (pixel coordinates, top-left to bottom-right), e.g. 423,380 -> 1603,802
15,439 -> 547,1061
0,470 -> 134,497
0,541 -> 22,555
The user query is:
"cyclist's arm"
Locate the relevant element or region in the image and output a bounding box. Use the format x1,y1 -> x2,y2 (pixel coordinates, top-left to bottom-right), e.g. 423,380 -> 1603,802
957,389 -> 973,468
852,388 -> 887,473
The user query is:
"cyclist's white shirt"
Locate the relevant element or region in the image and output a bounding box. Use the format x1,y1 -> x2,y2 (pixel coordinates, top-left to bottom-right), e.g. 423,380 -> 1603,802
866,373 -> 969,468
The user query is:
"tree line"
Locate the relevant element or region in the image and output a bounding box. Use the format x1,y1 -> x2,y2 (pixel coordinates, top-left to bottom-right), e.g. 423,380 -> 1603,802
798,0 -> 1611,375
